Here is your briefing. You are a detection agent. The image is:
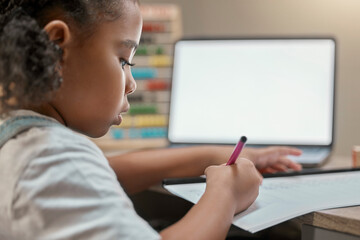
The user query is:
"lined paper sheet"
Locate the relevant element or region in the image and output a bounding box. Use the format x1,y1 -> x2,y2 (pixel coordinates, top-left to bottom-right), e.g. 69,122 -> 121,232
164,171 -> 360,233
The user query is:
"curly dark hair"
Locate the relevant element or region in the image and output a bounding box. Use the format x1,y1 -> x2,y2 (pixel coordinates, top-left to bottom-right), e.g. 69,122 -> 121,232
0,0 -> 138,114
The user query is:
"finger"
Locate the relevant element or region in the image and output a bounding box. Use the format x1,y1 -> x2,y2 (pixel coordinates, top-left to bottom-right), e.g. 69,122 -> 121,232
259,167 -> 278,174
236,157 -> 251,164
268,163 -> 288,172
258,170 -> 263,185
277,157 -> 302,171
268,146 -> 302,157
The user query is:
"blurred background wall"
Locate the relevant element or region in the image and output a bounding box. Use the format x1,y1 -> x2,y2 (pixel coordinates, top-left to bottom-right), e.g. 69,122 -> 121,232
141,0 -> 360,157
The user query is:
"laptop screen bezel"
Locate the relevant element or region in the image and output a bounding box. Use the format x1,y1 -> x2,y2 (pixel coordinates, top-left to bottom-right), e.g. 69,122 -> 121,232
167,37 -> 336,148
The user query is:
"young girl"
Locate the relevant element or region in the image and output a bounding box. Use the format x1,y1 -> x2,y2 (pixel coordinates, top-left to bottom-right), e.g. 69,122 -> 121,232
0,0 -> 302,239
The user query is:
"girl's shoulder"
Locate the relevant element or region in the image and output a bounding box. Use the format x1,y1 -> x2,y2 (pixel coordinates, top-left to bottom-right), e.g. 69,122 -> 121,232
0,111 -> 160,240
0,109 -> 111,197
0,109 -> 103,157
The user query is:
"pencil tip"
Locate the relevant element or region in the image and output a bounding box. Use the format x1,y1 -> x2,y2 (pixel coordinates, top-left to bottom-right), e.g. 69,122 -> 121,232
241,136 -> 247,142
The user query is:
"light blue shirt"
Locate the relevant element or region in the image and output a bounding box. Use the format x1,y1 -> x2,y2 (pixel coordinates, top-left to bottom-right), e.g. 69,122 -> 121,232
0,110 -> 160,240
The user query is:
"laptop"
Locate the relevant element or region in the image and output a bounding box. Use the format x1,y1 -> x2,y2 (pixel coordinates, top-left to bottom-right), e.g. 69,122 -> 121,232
168,38 -> 336,167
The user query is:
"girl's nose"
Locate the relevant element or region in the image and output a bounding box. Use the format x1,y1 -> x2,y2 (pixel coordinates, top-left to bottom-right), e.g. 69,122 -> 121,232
125,70 -> 137,95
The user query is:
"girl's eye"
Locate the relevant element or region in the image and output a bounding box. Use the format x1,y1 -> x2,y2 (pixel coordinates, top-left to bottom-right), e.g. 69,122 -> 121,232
120,58 -> 135,69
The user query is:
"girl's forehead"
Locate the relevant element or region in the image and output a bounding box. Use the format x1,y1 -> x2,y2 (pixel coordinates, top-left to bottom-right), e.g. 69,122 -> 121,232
87,4 -> 142,49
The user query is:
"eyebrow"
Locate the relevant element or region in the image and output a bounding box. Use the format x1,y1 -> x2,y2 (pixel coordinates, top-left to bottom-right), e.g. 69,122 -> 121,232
120,39 -> 139,50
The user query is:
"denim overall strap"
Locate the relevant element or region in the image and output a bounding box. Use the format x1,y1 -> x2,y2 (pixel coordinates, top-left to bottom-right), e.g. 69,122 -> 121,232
0,116 -> 61,148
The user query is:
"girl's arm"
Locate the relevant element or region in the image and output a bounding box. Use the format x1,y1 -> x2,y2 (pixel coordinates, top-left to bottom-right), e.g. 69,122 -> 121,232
108,145 -> 301,194
160,159 -> 262,240
108,146 -> 216,194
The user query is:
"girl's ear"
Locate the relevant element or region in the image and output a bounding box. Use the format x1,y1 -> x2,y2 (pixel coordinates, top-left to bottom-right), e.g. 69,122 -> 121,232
43,20 -> 71,61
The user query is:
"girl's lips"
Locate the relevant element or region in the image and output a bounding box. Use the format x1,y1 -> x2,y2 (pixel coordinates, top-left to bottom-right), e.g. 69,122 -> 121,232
122,103 -> 130,114
114,104 -> 130,125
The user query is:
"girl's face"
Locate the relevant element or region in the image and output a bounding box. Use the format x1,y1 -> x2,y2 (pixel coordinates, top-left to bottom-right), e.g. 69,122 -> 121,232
51,2 -> 142,137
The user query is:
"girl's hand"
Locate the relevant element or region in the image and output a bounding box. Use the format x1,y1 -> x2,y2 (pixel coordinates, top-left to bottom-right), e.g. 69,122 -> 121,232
210,146 -> 302,173
241,147 -> 303,173
205,158 -> 262,213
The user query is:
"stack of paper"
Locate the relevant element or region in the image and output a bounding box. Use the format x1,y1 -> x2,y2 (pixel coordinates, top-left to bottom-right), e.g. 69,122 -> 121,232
164,171 -> 360,233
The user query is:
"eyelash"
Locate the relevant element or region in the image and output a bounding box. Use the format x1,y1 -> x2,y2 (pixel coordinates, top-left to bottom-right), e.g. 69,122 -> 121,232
120,58 -> 135,69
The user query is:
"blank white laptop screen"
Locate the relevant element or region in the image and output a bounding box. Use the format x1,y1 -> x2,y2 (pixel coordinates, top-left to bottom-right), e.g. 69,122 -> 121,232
168,39 -> 335,146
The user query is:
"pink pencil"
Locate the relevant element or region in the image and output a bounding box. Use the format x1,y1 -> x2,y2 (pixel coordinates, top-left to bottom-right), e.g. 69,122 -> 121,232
226,136 -> 247,165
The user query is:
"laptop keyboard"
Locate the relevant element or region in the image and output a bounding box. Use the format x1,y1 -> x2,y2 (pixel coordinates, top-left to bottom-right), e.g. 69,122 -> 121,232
288,147 -> 331,165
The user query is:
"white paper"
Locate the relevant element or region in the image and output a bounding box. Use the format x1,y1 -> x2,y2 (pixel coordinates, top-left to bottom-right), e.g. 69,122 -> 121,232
164,171 -> 360,233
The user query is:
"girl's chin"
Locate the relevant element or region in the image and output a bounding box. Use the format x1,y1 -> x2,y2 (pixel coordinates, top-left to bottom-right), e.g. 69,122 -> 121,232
114,114 -> 123,126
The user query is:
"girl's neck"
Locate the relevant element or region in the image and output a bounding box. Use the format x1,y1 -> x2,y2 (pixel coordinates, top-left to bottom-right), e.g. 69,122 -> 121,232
26,103 -> 66,126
